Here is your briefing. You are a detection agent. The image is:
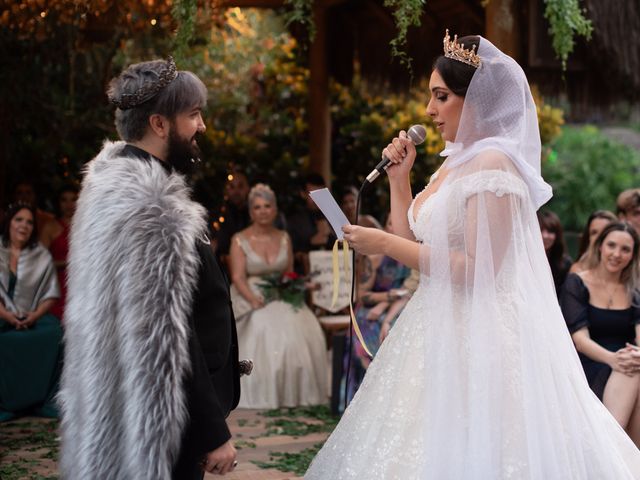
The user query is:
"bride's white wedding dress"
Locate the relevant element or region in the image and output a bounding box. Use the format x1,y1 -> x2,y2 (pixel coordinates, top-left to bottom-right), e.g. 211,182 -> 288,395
306,35 -> 640,479
305,164 -> 640,479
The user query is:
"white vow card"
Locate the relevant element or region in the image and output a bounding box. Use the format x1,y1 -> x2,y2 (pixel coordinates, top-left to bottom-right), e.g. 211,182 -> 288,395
308,188 -> 351,240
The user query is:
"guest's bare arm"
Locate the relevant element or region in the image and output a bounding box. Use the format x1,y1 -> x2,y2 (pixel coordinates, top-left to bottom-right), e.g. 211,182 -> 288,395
229,237 -> 264,309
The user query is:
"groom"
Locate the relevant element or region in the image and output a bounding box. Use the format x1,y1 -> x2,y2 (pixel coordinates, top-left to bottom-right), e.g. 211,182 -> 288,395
59,57 -> 240,479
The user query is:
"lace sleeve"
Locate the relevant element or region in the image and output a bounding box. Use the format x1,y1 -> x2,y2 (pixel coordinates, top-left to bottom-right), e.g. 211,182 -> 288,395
459,169 -> 528,201
418,152 -> 532,286
559,273 -> 590,333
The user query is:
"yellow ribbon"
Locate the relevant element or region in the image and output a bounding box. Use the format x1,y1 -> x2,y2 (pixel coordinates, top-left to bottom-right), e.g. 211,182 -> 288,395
331,239 -> 373,358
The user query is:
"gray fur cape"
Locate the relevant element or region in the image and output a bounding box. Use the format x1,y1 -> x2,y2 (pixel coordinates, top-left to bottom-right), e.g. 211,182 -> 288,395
59,141 -> 207,479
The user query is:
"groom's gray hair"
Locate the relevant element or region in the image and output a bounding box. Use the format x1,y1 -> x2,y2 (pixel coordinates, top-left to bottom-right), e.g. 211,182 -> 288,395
108,59 -> 207,142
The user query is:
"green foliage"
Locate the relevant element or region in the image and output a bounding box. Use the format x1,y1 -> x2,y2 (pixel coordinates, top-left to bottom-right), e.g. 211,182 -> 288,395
263,418 -> 334,437
330,75 -> 443,212
257,272 -> 308,310
261,404 -> 338,421
184,8 -> 444,217
384,0 -> 425,71
235,439 -> 257,449
252,443 -> 325,475
281,0 -> 424,67
195,11 -> 311,215
252,406 -> 338,474
187,9 -> 566,225
543,125 -> 640,231
543,0 -> 593,68
0,419 -> 59,480
531,86 -> 565,146
1,2 -> 177,204
172,0 -> 198,63
284,0 -> 316,39
260,405 -> 338,437
265,0 -> 587,71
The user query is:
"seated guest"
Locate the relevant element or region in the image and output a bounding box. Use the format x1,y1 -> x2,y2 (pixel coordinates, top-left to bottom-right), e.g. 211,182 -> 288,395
287,174 -> 336,274
12,180 -> 55,233
40,184 -> 79,322
342,214 -> 411,407
339,186 -> 381,229
538,209 -> 572,295
229,184 -> 327,408
215,170 -> 250,271
617,188 -> 640,234
570,210 -> 617,274
561,222 -> 640,446
0,202 -> 61,421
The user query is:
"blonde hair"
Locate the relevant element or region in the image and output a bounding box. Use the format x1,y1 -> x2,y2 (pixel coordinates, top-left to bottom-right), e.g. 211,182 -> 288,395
616,188 -> 640,216
248,183 -> 277,208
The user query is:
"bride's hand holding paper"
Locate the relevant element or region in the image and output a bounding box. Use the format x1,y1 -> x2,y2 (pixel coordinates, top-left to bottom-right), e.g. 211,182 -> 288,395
342,224 -> 388,256
308,188 -> 350,240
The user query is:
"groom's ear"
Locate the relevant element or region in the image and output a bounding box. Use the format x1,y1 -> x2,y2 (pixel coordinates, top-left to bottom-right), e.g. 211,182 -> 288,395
149,114 -> 170,140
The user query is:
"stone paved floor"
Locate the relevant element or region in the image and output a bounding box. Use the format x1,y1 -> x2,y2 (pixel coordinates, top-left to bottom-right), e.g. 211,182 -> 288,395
207,408 -> 330,480
0,408 -> 332,480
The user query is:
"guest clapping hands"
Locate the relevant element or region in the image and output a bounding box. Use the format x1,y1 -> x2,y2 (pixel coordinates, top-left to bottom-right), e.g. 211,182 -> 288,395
561,222 -> 640,445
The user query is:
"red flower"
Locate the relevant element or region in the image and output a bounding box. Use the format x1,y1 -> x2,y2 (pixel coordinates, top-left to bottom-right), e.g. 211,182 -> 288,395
283,271 -> 300,280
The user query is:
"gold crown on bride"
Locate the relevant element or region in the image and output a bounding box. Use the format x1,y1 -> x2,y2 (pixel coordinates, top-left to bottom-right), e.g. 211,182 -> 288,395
443,29 -> 481,68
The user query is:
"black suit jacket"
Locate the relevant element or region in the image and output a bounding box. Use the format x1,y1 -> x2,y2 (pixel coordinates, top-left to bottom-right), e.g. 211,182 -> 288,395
174,240 -> 241,472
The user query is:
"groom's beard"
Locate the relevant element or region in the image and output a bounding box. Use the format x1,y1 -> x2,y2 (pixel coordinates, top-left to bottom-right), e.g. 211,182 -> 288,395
166,129 -> 202,175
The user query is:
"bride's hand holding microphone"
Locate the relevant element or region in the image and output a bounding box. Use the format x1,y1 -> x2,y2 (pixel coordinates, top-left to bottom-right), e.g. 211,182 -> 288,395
344,129 -> 418,255
383,130 -> 417,180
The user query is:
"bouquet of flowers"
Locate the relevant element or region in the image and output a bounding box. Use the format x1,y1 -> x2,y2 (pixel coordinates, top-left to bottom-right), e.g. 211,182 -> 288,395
257,271 -> 308,310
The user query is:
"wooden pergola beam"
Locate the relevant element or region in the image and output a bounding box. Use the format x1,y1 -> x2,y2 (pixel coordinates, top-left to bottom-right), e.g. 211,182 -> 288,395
220,0 -> 348,6
485,0 -> 520,61
219,0 -> 284,7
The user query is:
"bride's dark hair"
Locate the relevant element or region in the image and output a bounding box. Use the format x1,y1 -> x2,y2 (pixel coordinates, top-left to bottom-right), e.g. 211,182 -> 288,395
432,35 -> 480,97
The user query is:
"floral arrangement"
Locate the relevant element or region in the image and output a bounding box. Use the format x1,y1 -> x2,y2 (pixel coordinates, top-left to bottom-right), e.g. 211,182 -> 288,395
257,272 -> 308,310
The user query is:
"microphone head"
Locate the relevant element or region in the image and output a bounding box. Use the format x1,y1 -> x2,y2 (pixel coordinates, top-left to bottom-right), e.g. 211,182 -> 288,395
408,124 -> 427,145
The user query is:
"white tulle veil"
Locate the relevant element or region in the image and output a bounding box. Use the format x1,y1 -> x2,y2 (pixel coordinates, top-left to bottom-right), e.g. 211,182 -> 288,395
412,36 -> 640,477
439,37 -> 551,208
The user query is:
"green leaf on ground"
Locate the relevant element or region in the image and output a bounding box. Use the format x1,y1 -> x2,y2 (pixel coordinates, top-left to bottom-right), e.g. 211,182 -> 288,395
252,443 -> 325,476
235,439 -> 257,450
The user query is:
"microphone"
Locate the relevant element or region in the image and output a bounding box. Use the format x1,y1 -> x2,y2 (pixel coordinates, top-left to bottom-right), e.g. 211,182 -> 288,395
364,124 -> 427,184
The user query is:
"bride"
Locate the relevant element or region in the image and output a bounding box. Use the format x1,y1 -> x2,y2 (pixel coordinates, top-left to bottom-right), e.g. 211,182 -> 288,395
305,31 -> 640,479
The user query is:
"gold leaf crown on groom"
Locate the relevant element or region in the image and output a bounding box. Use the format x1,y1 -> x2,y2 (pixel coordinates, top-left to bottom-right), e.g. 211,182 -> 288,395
443,29 -> 481,68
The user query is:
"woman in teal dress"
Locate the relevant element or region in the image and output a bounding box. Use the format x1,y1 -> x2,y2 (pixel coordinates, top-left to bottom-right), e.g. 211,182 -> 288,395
0,202 -> 61,421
